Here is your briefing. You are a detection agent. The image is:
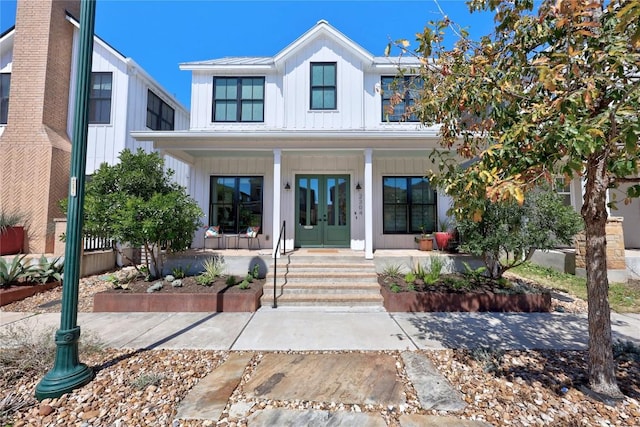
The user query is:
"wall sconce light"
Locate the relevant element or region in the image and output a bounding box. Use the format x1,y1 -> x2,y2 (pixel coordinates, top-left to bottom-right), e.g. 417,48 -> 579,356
356,182 -> 362,190
284,182 -> 291,190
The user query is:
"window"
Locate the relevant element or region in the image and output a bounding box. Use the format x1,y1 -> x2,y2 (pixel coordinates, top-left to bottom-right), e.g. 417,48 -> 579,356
383,177 -> 436,234
310,62 -> 336,110
89,72 -> 112,124
381,76 -> 421,122
0,73 -> 9,124
554,177 -> 572,206
146,90 -> 175,130
209,176 -> 263,234
212,77 -> 264,122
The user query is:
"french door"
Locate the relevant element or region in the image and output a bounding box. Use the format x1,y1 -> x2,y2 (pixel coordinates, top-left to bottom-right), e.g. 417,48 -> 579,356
295,175 -> 350,247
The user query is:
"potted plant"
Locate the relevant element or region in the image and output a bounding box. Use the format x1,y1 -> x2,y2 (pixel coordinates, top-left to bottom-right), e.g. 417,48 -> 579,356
414,226 -> 434,251
0,210 -> 26,256
434,218 -> 455,251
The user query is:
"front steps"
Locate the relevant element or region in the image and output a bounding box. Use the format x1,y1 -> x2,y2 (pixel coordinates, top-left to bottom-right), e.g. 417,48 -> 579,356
261,256 -> 383,308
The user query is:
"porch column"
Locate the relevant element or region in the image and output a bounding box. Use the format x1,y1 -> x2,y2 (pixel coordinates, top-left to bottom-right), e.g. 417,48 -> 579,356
364,148 -> 373,259
272,149 -> 282,258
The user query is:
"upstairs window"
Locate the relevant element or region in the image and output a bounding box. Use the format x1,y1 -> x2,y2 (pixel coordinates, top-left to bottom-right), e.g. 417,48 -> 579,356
146,90 -> 175,130
0,73 -> 9,124
213,77 -> 264,122
383,176 -> 436,234
310,62 -> 336,110
381,76 -> 421,122
89,72 -> 112,124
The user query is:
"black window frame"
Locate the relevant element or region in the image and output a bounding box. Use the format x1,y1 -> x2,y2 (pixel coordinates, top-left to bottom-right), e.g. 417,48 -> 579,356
212,77 -> 265,123
0,73 -> 9,125
209,176 -> 264,234
382,176 -> 437,234
310,62 -> 337,110
381,75 -> 421,122
146,90 -> 175,131
89,72 -> 112,125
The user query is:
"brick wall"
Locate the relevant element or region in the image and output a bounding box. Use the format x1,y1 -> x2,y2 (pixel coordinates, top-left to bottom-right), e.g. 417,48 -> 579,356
0,0 -> 80,253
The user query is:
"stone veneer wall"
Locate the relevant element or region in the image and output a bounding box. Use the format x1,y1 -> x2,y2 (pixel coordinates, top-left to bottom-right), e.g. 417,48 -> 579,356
575,216 -> 627,283
0,0 -> 80,253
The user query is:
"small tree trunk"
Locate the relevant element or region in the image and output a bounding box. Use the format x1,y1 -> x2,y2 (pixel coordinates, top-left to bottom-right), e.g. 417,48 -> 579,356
581,152 -> 623,399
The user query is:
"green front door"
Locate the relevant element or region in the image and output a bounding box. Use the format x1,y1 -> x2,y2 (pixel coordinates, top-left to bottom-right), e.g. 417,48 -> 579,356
295,175 -> 350,247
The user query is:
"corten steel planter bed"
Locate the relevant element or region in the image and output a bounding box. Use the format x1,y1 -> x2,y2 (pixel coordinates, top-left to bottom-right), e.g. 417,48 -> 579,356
380,286 -> 551,313
1,281 -> 61,306
93,286 -> 263,312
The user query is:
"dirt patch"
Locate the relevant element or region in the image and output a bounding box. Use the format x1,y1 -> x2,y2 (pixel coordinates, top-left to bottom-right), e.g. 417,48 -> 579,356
101,276 -> 265,295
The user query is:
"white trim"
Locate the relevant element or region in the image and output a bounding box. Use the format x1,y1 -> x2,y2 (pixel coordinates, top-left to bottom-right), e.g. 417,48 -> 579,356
364,148 -> 373,259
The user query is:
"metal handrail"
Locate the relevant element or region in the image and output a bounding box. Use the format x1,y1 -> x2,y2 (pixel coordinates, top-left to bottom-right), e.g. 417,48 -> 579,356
272,220 -> 286,308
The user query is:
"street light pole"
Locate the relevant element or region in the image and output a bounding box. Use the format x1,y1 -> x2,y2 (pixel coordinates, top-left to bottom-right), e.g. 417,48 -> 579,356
35,0 -> 97,400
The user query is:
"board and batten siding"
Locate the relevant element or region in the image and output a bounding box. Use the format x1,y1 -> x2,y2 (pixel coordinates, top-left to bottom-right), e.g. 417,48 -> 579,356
191,155 -> 274,248
68,33 -> 130,175
282,37 -> 365,130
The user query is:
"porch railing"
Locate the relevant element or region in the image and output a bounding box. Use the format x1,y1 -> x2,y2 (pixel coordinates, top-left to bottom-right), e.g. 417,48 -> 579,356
272,220 -> 286,308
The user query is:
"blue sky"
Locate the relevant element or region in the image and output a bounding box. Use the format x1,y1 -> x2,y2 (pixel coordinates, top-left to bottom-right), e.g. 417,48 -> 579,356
0,0 -> 497,108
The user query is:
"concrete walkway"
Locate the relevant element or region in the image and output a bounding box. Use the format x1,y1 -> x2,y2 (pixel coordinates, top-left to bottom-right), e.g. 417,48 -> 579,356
3,309 -> 639,426
2,308 -> 639,351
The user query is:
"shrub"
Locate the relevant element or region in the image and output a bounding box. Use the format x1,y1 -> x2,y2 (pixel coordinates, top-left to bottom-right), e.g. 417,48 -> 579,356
130,372 -> 165,390
225,275 -> 237,286
390,283 -> 402,293
68,148 -> 203,279
404,272 -> 416,284
456,188 -> 583,280
238,280 -> 250,290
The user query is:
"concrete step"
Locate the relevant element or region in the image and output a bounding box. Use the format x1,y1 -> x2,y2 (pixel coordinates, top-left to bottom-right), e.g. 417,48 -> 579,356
261,293 -> 384,307
262,256 -> 382,307
265,271 -> 378,284
263,282 -> 380,294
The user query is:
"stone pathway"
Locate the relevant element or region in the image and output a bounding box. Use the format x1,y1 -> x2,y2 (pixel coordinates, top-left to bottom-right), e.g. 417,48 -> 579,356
174,351 -> 484,426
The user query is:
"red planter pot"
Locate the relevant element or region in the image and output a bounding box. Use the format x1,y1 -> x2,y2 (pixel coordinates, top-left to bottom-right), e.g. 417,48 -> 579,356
434,232 -> 454,251
0,226 -> 24,255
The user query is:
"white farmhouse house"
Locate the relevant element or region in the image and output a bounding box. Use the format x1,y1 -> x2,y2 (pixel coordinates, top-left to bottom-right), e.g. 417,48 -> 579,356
132,20 -> 639,259
0,14 -> 190,188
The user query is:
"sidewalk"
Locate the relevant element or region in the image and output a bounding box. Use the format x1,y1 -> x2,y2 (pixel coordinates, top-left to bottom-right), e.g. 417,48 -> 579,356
3,308 -> 639,351
2,309 -> 639,426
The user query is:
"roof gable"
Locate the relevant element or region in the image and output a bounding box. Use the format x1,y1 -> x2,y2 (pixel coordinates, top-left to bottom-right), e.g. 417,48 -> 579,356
274,20 -> 373,68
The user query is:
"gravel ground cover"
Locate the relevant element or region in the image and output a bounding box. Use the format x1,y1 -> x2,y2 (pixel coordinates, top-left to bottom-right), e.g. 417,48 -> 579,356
2,270 -> 639,426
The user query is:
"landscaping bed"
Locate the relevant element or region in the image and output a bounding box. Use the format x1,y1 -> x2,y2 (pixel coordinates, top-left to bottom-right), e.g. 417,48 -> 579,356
0,281 -> 61,307
378,271 -> 551,313
93,276 -> 264,312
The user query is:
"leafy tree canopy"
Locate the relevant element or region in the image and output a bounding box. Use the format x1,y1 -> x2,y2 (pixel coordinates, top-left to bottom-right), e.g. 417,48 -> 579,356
389,0 -> 639,399
83,149 -> 203,278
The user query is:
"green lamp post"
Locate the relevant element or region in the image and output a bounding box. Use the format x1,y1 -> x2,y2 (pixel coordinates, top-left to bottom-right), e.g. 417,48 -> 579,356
35,0 -> 97,400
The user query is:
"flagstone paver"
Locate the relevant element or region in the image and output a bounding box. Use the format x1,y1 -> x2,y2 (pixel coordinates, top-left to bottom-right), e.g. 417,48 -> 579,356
247,408 -> 387,426
399,414 -> 494,427
401,351 -> 467,411
244,353 -> 405,405
174,352 -> 254,422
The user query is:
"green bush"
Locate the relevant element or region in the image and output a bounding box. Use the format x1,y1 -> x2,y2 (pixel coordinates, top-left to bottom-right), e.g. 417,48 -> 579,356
456,188 -> 583,280
67,149 -> 203,279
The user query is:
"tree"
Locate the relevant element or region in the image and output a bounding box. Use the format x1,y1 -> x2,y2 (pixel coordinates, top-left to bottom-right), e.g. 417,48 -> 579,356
392,0 -> 639,398
83,149 -> 203,278
457,189 -> 583,280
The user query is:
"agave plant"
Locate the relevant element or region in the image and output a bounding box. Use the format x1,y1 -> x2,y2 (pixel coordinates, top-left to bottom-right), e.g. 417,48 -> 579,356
0,255 -> 34,287
25,256 -> 64,284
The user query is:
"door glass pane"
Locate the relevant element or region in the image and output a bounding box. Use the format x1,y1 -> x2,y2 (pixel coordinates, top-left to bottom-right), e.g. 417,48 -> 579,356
309,178 -> 318,226
337,178 -> 347,225
327,178 -> 335,226
299,178 -> 318,226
